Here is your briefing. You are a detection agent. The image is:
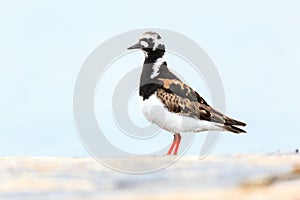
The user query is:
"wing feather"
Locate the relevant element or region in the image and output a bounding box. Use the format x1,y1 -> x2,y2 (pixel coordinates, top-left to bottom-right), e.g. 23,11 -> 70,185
156,78 -> 246,130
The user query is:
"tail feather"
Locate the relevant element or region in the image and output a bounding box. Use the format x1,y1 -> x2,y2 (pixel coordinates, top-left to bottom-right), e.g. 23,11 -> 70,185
222,125 -> 246,134
224,117 -> 246,127
209,107 -> 246,127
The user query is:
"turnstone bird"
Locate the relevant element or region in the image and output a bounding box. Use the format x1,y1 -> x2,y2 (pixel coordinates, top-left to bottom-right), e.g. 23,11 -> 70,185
128,31 -> 246,155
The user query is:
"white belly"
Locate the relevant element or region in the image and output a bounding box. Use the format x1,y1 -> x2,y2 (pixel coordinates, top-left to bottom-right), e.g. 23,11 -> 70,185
140,94 -> 222,133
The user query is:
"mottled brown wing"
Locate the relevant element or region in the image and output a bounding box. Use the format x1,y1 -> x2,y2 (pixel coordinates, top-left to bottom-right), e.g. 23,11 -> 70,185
156,88 -> 225,123
158,78 -> 208,105
157,78 -> 246,127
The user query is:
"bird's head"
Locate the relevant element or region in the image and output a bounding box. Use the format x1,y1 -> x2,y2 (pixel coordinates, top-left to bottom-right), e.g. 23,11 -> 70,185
128,32 -> 165,55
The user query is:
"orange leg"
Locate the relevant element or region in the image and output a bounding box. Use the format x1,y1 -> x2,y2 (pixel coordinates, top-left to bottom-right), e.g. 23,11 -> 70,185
167,135 -> 177,155
173,134 -> 181,155
166,133 -> 181,155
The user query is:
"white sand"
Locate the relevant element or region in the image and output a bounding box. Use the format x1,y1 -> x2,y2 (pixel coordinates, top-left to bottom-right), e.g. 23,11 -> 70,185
0,154 -> 300,200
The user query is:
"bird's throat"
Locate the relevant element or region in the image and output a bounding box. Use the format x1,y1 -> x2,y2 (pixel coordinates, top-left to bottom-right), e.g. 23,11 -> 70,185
144,49 -> 165,64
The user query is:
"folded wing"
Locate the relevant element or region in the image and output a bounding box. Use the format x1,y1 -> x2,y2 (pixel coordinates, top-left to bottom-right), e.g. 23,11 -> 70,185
157,78 -> 246,133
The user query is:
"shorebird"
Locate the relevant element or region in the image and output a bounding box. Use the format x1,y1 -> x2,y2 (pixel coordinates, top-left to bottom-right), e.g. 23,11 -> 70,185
128,31 -> 246,155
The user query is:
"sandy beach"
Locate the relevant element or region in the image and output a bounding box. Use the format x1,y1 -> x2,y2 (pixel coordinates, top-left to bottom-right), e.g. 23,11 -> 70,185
1,154 -> 300,200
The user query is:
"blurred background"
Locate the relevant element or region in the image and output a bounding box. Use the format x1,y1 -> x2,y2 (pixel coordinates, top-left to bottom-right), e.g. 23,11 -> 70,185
1,0 -> 300,156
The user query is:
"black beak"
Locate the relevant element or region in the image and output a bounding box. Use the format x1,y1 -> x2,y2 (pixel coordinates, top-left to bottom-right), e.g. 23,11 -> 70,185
127,42 -> 143,50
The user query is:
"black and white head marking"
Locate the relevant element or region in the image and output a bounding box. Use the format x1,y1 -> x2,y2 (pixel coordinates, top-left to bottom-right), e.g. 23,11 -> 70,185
139,32 -> 165,52
128,31 -> 168,80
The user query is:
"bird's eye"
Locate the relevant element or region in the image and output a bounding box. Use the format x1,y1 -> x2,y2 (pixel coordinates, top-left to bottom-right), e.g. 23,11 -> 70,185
148,38 -> 153,42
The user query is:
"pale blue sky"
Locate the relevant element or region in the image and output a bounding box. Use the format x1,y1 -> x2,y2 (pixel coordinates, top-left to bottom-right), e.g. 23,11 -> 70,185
1,0 -> 300,156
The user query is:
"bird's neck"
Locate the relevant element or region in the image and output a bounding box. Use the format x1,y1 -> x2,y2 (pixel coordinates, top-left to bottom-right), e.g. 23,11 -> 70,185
141,52 -> 167,81
138,51 -> 166,99
144,49 -> 165,64
141,50 -> 179,80
139,51 -> 179,100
